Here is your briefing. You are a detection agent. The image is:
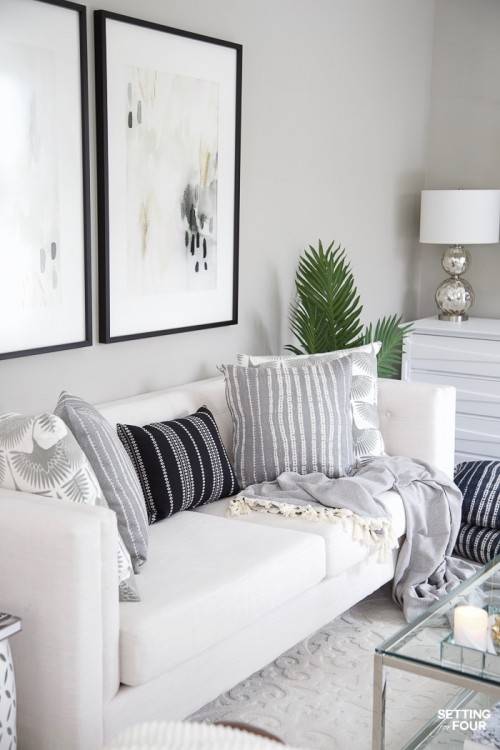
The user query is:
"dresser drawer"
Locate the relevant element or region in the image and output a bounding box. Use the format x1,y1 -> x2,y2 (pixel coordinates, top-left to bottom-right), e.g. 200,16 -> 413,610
405,319 -> 500,465
409,333 -> 500,379
456,428 -> 500,461
408,369 -> 500,408
456,412 -> 500,439
457,387 -> 500,420
456,409 -> 500,462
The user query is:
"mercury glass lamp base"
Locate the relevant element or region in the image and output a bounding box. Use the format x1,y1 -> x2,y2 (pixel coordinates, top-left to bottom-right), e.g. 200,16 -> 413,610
434,245 -> 475,321
438,312 -> 469,322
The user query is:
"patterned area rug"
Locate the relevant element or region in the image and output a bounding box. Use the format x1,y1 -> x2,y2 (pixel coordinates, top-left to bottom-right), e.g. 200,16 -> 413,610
191,585 -> 488,749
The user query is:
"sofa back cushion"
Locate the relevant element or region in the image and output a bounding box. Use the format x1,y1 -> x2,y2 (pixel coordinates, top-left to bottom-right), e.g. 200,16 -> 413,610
97,376 -> 233,458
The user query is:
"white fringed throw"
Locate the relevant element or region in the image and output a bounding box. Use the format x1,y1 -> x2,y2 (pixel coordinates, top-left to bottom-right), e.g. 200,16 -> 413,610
228,457 -> 476,621
229,496 -> 397,563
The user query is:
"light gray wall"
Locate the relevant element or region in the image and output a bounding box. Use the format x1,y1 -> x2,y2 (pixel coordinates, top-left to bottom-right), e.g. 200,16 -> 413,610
417,0 -> 500,319
0,0 -> 435,414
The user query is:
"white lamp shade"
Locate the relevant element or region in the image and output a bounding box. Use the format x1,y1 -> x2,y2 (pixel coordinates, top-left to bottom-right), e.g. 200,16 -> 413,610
420,189 -> 500,245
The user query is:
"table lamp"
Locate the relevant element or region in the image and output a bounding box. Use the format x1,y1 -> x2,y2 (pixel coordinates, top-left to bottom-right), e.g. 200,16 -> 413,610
420,189 -> 500,321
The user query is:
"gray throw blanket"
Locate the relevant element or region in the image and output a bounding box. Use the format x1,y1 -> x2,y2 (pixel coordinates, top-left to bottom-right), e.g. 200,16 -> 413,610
232,456 -> 476,622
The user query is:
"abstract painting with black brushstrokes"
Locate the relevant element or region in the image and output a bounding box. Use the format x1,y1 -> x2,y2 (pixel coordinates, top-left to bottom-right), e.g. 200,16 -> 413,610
125,65 -> 218,294
0,42 -> 61,310
0,0 -> 91,359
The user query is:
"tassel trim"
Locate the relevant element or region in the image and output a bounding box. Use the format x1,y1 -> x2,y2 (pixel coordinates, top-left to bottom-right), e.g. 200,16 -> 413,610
228,496 -> 398,562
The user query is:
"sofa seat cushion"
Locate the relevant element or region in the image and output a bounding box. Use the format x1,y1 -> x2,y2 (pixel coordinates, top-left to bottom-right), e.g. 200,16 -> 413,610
197,490 -> 405,578
119,511 -> 325,687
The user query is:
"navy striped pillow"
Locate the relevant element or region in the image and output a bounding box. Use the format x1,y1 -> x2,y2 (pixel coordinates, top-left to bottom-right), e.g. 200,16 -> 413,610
455,460 -> 500,529
455,523 -> 500,565
117,406 -> 239,524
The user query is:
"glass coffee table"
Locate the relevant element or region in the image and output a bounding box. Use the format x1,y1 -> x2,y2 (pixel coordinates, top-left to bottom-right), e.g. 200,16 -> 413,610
372,557 -> 500,750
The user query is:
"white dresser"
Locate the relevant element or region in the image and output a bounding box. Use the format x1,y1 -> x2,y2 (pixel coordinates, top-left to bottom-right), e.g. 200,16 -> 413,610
402,317 -> 500,465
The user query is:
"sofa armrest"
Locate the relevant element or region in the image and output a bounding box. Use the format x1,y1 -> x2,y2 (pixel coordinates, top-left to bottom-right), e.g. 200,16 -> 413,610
0,489 -> 120,750
377,379 -> 456,477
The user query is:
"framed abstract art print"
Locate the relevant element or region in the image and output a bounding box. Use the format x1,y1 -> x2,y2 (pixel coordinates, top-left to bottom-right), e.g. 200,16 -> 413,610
95,11 -> 242,343
0,0 -> 91,360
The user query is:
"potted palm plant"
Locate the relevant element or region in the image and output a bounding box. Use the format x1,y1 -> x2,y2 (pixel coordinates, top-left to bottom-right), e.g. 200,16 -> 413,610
287,240 -> 412,378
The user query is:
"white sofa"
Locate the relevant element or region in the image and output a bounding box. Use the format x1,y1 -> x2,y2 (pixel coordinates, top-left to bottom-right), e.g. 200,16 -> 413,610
0,375 -> 456,750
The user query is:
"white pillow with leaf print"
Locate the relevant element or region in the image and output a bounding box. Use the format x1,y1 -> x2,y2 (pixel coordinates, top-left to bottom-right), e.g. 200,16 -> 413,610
237,341 -> 380,367
0,412 -> 139,601
0,411 -> 101,500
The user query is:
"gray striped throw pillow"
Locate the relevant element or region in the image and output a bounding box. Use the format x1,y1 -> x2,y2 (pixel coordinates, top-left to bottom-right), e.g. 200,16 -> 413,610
238,343 -> 384,462
55,392 -> 148,573
222,357 -> 353,488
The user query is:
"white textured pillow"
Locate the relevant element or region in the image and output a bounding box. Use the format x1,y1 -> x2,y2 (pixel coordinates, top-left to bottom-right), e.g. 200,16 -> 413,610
0,412 -> 138,601
237,341 -> 380,367
236,343 -> 384,462
105,720 -> 297,750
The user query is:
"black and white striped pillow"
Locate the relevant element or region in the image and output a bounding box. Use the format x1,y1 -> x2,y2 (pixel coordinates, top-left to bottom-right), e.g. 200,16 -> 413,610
117,406 -> 239,524
455,460 -> 500,529
455,524 -> 500,564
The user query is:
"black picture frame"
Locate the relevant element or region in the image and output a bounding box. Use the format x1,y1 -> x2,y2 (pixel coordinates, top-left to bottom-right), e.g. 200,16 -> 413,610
94,10 -> 241,344
0,0 -> 92,361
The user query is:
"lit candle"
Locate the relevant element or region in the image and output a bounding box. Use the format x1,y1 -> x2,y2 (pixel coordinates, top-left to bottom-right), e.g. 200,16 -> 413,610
453,605 -> 489,651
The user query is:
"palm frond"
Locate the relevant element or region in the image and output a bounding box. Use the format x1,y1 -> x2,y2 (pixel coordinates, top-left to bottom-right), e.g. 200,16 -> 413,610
286,240 -> 364,354
363,314 -> 413,379
286,240 -> 412,378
